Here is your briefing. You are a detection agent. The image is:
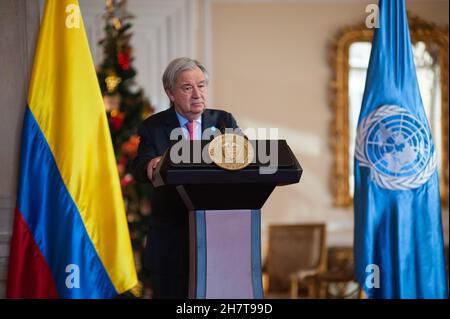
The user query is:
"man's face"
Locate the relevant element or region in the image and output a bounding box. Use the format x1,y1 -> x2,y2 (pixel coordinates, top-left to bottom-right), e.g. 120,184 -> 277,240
166,66 -> 208,121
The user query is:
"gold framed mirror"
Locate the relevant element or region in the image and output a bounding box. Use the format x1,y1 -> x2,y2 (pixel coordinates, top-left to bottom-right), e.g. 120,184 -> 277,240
329,14 -> 449,207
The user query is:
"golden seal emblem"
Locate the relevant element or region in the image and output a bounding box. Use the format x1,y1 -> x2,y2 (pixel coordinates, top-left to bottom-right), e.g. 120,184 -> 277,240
208,133 -> 254,170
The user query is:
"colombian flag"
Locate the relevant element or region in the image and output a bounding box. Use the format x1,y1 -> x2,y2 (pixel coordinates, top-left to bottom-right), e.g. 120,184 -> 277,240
6,0 -> 137,298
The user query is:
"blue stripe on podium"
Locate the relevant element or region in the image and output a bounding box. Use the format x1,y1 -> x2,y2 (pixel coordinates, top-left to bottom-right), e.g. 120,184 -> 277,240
251,210 -> 264,298
196,210 -> 207,298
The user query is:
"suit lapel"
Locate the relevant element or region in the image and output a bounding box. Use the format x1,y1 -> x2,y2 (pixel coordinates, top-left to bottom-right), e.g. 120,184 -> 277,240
201,109 -> 216,132
164,107 -> 181,141
202,109 -> 224,140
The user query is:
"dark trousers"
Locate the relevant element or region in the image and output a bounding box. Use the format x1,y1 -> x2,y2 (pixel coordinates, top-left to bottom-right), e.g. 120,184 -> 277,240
150,273 -> 189,299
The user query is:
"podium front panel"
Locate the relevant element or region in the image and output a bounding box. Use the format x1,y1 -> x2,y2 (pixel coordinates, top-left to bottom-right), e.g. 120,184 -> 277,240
189,210 -> 263,299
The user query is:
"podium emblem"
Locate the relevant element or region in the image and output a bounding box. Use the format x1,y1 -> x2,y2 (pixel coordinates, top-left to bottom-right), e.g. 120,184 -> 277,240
208,133 -> 255,170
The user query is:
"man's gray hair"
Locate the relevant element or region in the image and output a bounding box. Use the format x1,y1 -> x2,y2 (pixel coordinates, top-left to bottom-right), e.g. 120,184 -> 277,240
162,57 -> 209,93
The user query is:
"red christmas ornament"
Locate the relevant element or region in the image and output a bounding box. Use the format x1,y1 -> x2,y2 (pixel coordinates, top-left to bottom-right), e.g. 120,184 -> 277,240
118,51 -> 130,70
118,155 -> 127,165
109,111 -> 124,131
121,173 -> 134,187
121,134 -> 140,158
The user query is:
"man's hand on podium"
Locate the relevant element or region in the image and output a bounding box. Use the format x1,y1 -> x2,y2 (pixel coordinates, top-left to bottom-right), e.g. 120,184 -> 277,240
147,156 -> 162,185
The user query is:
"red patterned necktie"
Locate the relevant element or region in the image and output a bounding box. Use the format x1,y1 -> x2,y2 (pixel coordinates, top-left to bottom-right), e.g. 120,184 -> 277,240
186,120 -> 195,140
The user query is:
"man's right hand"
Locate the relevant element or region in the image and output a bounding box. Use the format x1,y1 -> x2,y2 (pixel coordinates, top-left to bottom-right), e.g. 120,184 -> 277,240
147,156 -> 162,184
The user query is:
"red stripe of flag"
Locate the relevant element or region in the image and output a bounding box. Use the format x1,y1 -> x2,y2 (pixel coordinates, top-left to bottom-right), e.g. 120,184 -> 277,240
7,207 -> 59,298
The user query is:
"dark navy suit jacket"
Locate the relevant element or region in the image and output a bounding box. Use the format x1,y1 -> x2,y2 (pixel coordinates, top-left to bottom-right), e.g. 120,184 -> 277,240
132,107 -> 238,276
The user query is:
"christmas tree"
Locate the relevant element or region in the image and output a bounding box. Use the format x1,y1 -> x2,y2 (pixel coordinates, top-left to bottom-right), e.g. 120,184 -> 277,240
96,0 -> 154,298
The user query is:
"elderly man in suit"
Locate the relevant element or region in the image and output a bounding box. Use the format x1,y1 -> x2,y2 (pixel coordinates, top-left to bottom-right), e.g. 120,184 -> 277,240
133,57 -> 239,298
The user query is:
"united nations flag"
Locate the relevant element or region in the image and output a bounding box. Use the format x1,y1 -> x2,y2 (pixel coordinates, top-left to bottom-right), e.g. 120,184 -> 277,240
353,0 -> 448,299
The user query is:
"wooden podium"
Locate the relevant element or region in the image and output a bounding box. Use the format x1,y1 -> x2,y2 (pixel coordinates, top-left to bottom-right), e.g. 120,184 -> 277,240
153,139 -> 302,298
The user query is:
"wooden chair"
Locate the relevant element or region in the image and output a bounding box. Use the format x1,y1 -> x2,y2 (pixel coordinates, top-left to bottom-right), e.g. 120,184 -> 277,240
311,246 -> 363,299
263,224 -> 327,298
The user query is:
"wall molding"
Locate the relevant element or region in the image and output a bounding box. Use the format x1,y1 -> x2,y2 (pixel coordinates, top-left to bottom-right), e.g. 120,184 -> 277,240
0,0 -> 39,298
0,195 -> 14,235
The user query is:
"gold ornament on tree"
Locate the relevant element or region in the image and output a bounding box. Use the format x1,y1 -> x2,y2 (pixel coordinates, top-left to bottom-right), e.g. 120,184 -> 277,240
113,17 -> 122,30
103,0 -> 135,31
105,74 -> 122,92
105,0 -> 114,12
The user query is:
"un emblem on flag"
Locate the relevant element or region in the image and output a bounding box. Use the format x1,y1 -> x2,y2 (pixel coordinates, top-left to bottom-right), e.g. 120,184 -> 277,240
355,105 -> 437,190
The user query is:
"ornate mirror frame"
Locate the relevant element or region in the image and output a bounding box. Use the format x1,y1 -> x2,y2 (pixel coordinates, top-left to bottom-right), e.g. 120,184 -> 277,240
329,14 -> 449,207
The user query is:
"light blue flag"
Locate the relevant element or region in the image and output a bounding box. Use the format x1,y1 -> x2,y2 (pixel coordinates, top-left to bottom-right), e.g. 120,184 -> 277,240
353,0 -> 448,299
